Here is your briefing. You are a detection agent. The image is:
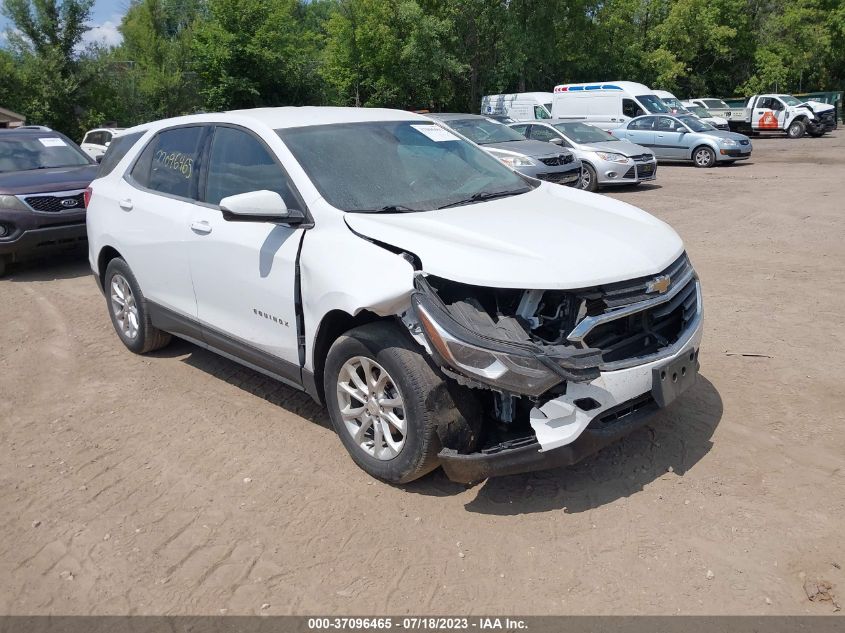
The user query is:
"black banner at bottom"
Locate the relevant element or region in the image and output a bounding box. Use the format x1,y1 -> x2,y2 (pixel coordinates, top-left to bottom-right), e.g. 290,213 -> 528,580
0,617 -> 843,633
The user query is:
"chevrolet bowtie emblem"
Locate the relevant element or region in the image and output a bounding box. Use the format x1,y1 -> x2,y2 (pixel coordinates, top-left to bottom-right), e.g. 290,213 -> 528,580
647,275 -> 671,294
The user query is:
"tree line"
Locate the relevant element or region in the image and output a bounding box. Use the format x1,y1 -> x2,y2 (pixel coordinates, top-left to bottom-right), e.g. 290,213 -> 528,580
1,0 -> 843,139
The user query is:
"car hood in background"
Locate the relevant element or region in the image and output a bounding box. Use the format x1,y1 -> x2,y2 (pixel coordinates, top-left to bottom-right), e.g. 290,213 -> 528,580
0,164 -> 99,195
344,184 -> 683,289
480,139 -> 569,158
580,140 -> 651,156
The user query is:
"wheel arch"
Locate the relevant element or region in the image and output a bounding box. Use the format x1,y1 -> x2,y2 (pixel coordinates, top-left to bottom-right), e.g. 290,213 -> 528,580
690,143 -> 716,161
97,245 -> 123,290
309,308 -> 385,404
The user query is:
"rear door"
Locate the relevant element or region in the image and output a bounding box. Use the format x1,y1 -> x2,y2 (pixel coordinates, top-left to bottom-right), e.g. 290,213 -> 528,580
119,125 -> 208,323
187,124 -> 306,382
619,116 -> 656,150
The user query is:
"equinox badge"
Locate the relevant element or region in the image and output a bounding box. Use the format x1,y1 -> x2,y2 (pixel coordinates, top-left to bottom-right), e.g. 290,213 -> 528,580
646,274 -> 671,294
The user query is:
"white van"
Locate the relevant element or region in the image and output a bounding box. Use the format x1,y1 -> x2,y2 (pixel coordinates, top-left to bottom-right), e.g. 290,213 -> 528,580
481,92 -> 554,121
550,81 -> 670,130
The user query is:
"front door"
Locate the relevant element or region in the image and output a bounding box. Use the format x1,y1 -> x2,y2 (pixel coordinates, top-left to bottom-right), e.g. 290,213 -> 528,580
188,124 -> 305,383
752,97 -> 785,131
655,116 -> 687,159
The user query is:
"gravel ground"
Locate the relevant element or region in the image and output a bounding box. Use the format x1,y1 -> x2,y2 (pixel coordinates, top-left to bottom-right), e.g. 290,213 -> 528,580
1,132 -> 844,616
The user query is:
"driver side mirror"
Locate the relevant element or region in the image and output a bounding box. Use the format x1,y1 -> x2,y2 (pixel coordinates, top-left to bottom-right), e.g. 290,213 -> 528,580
220,190 -> 304,224
549,137 -> 564,145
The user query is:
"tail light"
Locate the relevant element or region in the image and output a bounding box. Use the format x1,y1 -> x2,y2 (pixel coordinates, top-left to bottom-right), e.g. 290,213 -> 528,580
84,187 -> 92,208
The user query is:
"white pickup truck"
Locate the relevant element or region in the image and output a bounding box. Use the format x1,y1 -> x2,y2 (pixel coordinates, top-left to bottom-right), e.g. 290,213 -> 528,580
727,94 -> 835,138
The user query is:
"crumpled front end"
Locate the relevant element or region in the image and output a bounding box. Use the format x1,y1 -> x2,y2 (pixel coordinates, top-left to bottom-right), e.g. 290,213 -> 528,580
404,253 -> 703,483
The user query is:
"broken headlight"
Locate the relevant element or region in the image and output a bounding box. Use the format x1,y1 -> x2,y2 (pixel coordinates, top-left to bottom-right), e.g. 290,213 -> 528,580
414,302 -> 564,396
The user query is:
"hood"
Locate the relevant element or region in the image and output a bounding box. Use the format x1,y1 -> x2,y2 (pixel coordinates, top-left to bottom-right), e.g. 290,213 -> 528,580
804,100 -> 834,113
480,139 -> 568,158
580,140 -> 650,156
344,184 -> 683,290
705,130 -> 749,142
0,164 -> 98,195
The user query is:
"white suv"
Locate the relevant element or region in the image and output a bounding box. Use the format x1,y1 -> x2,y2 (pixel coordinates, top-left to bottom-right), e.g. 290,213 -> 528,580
80,127 -> 124,161
86,107 -> 703,484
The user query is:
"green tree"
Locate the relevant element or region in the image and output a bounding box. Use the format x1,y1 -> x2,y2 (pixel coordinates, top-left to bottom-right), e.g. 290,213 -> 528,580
0,0 -> 95,136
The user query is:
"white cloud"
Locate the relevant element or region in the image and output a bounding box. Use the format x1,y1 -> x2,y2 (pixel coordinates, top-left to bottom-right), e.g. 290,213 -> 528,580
80,15 -> 123,49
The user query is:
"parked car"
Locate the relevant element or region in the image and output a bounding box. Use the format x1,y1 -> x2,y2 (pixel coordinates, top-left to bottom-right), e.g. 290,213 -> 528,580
612,114 -> 752,167
81,127 -> 124,160
426,113 -> 582,186
481,92 -> 554,121
727,94 -> 834,138
550,81 -> 671,130
0,127 -> 97,276
86,107 -> 703,484
509,120 -> 657,192
681,102 -> 730,130
687,98 -> 735,121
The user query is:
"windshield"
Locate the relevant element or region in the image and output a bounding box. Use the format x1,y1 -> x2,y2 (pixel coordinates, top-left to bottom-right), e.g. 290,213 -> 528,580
779,95 -> 802,106
703,99 -> 729,109
553,121 -> 616,143
636,94 -> 671,114
0,135 -> 91,173
277,121 -> 532,213
677,115 -> 714,132
662,97 -> 689,113
443,118 -> 527,145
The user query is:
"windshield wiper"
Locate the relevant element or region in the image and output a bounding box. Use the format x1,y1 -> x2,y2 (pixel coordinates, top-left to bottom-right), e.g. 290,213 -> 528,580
437,187 -> 531,210
347,204 -> 422,214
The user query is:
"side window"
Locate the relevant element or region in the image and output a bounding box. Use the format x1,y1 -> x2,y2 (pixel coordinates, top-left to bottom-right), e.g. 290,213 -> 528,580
98,131 -> 145,177
657,117 -> 675,131
771,99 -> 784,111
129,126 -> 205,199
510,124 -> 529,136
529,126 -> 559,143
623,99 -> 644,119
533,105 -> 550,119
204,126 -> 295,207
758,97 -> 773,109
629,117 -> 654,131
82,132 -> 92,144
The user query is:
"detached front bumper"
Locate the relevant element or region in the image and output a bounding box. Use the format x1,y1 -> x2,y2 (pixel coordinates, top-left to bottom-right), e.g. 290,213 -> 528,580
439,317 -> 704,484
517,161 -> 582,187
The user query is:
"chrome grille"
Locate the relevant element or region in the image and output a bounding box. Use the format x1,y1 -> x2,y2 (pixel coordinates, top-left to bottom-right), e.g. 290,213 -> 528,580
539,154 -> 574,166
23,192 -> 85,213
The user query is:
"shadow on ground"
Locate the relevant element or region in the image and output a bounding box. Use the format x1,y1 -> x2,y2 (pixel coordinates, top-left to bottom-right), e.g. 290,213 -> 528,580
4,250 -> 90,282
405,375 -> 722,515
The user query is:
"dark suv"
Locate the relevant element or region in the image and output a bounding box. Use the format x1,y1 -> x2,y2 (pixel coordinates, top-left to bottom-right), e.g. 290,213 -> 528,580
0,127 -> 98,276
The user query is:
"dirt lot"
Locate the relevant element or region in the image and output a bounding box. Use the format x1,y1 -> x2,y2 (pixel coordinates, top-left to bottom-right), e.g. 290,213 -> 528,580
1,132 -> 845,616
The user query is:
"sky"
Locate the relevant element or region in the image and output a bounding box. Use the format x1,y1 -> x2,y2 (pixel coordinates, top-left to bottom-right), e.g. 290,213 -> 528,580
0,0 -> 127,49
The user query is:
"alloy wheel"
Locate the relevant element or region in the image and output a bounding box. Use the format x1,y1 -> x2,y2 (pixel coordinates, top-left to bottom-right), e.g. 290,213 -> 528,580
110,274 -> 140,340
336,356 -> 407,460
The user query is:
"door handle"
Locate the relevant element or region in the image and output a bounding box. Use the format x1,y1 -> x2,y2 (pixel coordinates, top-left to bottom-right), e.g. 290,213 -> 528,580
118,198 -> 133,211
190,220 -> 212,235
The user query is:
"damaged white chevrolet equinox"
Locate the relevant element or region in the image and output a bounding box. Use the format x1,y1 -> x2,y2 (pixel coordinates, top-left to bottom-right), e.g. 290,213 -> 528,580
87,107 -> 703,484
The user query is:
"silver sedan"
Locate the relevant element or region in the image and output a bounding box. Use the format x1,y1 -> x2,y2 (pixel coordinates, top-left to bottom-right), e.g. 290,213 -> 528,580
509,120 -> 657,192
611,114 -> 752,168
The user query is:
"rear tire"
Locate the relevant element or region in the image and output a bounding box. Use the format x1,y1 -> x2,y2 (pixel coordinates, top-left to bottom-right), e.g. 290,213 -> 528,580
693,146 -> 716,168
787,120 -> 805,139
104,258 -> 171,354
324,322 -> 479,484
578,164 -> 599,192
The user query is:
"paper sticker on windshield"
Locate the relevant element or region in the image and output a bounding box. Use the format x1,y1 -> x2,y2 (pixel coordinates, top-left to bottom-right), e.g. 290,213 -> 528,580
410,124 -> 459,142
38,137 -> 67,147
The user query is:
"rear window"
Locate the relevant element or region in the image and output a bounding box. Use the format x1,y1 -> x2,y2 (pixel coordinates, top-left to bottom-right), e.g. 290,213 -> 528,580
98,131 -> 145,177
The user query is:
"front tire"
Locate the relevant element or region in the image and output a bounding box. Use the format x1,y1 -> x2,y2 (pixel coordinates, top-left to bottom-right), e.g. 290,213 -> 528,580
578,164 -> 598,192
787,120 -> 805,139
104,258 -> 171,354
324,322 -> 477,484
693,146 -> 716,168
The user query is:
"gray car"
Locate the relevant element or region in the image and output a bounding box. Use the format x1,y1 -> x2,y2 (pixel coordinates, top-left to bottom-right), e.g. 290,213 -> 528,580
509,120 -> 657,192
427,113 -> 582,186
612,114 -> 752,168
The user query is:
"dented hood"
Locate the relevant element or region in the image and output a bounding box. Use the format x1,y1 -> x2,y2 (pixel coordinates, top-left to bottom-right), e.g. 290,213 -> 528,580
344,184 -> 684,290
